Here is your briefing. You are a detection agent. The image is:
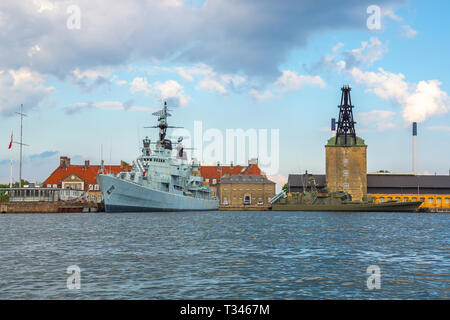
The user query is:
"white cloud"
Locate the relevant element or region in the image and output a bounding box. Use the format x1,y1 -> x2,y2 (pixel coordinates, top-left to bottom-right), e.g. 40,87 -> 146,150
153,80 -> 190,107
65,100 -> 153,114
130,77 -> 152,94
0,67 -> 54,115
274,70 -> 325,93
347,37 -> 388,66
402,25 -> 418,38
357,110 -> 396,131
161,63 -> 248,95
349,67 -> 449,123
403,80 -> 449,122
197,79 -> 227,94
130,77 -> 189,107
382,8 -> 418,39
249,89 -> 275,101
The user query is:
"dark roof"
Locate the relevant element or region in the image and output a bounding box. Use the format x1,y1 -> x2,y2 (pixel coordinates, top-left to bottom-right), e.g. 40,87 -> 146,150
288,174 -> 326,187
367,174 -> 450,189
288,173 -> 450,189
220,174 -> 275,184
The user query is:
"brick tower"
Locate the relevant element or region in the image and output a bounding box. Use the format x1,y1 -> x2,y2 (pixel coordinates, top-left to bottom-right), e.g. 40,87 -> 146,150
325,86 -> 367,201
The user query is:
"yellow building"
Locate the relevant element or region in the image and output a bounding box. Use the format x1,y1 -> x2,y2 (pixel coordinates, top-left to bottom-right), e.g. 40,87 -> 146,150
367,173 -> 450,210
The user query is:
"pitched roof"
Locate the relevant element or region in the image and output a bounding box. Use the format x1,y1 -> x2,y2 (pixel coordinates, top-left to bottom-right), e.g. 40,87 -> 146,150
221,174 -> 275,184
43,165 -> 128,188
367,174 -> 450,189
288,174 -> 326,187
288,173 -> 450,189
199,164 -> 262,184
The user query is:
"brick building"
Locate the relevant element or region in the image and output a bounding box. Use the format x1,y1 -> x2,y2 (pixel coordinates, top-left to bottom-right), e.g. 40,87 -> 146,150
42,156 -> 130,202
325,136 -> 367,201
219,174 -> 275,206
199,158 -> 262,198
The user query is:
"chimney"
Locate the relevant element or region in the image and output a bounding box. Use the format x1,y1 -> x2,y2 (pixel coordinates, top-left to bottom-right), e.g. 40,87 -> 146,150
60,156 -> 70,169
331,118 -> 336,137
84,160 -> 90,169
412,122 -> 417,175
217,161 -> 221,171
230,161 -> 234,169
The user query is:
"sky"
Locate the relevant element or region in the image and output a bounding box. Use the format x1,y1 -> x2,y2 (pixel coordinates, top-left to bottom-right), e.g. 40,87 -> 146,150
1,0 -> 449,190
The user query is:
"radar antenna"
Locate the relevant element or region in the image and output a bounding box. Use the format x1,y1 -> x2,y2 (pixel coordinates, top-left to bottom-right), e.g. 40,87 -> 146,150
144,101 -> 183,142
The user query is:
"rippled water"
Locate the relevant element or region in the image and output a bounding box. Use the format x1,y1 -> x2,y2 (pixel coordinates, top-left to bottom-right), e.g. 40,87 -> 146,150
0,211 -> 449,299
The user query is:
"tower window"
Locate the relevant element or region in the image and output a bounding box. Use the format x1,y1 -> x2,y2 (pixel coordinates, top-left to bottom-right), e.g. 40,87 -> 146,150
343,170 -> 349,177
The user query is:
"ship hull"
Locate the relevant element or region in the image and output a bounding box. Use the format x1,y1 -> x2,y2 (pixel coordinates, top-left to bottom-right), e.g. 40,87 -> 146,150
271,201 -> 423,212
98,175 -> 219,212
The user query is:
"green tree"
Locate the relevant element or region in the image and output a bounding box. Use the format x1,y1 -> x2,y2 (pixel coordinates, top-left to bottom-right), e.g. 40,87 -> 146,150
282,183 -> 288,193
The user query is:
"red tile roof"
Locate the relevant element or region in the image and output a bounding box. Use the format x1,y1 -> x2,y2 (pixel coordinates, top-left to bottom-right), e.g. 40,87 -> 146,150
199,164 -> 262,185
43,164 -> 130,190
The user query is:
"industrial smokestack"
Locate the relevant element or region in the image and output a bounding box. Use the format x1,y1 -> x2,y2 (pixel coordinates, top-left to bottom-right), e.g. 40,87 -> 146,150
331,118 -> 336,137
412,122 -> 417,175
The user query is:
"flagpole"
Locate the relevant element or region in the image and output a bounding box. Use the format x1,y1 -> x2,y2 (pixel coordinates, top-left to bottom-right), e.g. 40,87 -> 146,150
9,131 -> 13,188
10,142 -> 13,188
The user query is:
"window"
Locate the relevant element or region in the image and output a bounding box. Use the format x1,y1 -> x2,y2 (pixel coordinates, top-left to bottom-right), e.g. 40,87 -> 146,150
395,197 -> 401,201
89,184 -> 93,190
437,198 -> 442,204
343,158 -> 349,164
420,197 -> 425,202
94,184 -> 99,190
445,198 -> 450,204
212,179 -> 217,185
47,184 -> 51,188
343,183 -> 349,190
379,197 -> 385,203
387,197 -> 392,201
53,184 -> 57,188
428,198 -> 433,203
343,170 -> 349,177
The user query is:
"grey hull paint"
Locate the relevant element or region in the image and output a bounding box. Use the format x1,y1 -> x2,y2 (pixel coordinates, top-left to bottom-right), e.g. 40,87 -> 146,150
98,174 -> 219,212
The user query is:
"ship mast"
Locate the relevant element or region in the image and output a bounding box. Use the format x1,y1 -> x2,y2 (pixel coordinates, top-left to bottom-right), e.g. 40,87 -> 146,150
144,101 -> 182,149
14,104 -> 29,187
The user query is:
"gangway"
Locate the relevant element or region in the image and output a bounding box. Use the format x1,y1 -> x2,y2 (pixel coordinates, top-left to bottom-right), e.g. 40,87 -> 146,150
269,191 -> 286,204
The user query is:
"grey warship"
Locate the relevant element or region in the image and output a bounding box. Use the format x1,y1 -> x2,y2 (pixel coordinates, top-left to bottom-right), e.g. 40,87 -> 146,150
97,102 -> 219,212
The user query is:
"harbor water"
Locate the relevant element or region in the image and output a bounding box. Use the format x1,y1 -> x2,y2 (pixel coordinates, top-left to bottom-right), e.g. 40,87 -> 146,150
0,211 -> 448,299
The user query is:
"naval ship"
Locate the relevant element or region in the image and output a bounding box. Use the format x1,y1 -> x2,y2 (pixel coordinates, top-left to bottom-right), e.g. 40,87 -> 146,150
97,102 -> 219,212
270,173 -> 423,212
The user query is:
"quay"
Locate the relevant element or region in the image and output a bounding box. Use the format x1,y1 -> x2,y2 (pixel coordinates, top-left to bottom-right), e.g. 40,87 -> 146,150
0,201 -> 99,214
219,204 -> 271,211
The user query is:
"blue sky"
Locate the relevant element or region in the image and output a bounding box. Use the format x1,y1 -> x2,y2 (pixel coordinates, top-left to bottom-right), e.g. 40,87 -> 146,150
1,0 -> 449,188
